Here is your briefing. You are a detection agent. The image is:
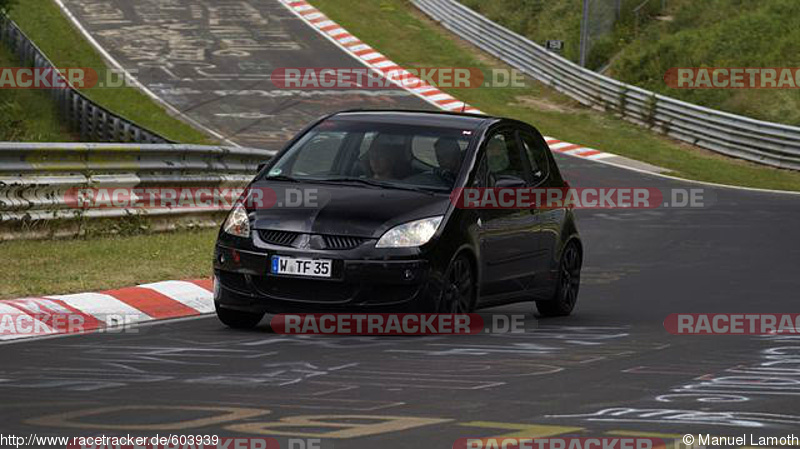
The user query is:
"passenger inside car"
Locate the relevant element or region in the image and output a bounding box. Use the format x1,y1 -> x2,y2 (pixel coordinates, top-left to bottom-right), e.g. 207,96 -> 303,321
368,136 -> 411,180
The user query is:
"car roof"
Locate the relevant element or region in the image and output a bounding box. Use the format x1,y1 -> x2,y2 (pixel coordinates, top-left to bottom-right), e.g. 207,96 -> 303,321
329,109 -> 497,130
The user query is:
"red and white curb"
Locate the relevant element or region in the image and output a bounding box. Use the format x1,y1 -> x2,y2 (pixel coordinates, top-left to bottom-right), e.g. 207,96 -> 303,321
0,279 -> 213,341
280,0 -> 481,114
279,0 -> 618,163
544,138 -> 616,160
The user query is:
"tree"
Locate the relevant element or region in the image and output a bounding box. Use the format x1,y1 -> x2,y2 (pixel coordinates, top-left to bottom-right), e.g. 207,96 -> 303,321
0,0 -> 16,15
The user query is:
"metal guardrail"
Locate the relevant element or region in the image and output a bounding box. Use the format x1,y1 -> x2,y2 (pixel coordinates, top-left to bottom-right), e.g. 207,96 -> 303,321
0,18 -> 170,144
414,0 -> 800,171
0,144 -> 275,225
0,19 -> 276,238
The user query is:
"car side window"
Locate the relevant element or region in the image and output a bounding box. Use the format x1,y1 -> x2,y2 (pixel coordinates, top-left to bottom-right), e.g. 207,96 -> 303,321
472,155 -> 488,187
484,130 -> 526,186
520,132 -> 550,184
359,132 -> 377,156
411,136 -> 439,166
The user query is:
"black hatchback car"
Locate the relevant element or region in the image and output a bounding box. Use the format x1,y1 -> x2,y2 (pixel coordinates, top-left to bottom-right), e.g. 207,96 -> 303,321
214,110 -> 582,328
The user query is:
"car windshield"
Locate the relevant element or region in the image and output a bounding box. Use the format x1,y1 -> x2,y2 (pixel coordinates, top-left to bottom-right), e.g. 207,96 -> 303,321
263,118 -> 475,191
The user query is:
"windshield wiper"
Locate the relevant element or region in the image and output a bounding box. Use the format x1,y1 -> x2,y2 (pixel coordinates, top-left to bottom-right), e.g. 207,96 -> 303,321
316,177 -> 440,195
262,174 -> 300,183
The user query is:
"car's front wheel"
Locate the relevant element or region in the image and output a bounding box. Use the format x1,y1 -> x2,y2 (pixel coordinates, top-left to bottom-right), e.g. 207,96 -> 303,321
435,253 -> 476,313
215,302 -> 264,329
536,241 -> 582,317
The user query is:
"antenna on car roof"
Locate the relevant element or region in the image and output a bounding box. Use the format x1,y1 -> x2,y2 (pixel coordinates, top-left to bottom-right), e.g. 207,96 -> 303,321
460,102 -> 467,114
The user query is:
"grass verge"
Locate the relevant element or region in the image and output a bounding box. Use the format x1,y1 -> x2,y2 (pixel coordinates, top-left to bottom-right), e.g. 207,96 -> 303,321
8,0 -> 214,144
0,229 -> 217,299
462,0 -> 800,126
0,43 -> 75,141
312,0 -> 800,191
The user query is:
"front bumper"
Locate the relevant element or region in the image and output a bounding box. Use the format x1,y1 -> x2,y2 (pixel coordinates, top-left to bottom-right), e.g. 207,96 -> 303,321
213,243 -> 443,313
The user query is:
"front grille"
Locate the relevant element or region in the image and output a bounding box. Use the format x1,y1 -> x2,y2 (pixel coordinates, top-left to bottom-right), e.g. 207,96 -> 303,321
258,230 -> 370,250
259,230 -> 299,247
251,276 -> 356,302
323,235 -> 367,250
249,277 -> 420,304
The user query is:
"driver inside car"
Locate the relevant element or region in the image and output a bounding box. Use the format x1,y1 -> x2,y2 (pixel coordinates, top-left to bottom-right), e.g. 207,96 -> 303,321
434,137 -> 463,183
368,136 -> 411,181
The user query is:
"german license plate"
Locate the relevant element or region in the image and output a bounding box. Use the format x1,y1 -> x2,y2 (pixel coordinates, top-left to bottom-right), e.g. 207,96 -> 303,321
271,256 -> 332,278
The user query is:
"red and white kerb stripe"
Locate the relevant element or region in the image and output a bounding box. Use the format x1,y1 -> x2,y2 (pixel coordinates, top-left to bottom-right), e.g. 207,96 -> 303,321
0,279 -> 213,341
280,0 -> 482,114
544,137 -> 616,160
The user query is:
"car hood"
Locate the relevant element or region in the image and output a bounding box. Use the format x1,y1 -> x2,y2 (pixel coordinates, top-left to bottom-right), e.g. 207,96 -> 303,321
249,181 -> 452,238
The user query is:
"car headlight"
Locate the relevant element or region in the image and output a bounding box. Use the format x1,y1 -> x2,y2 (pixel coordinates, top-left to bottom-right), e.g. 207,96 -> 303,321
376,216 -> 443,248
223,203 -> 251,238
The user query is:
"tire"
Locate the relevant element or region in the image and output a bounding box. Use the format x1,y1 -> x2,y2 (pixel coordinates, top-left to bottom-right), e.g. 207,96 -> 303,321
435,253 -> 477,313
215,302 -> 264,329
536,241 -> 582,317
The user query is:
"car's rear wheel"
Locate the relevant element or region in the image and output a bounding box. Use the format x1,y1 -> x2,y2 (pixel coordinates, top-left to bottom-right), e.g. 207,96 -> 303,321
215,302 -> 264,329
436,254 -> 476,313
536,242 -> 582,317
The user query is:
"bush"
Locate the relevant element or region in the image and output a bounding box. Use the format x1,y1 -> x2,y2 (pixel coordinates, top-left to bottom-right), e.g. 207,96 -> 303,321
0,0 -> 16,14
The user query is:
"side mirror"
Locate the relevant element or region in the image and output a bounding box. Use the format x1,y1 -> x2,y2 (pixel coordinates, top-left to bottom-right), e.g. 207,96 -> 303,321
494,175 -> 527,188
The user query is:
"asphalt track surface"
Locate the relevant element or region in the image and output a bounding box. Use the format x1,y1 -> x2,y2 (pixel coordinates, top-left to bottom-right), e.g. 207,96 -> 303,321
3,1 -> 800,448
59,0 -> 432,147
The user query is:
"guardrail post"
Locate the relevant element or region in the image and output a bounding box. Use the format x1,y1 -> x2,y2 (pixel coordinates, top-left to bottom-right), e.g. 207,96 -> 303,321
111,117 -> 120,142
89,104 -> 98,141
97,110 -> 107,141
122,123 -> 131,143
79,97 -> 89,141
69,92 -> 78,131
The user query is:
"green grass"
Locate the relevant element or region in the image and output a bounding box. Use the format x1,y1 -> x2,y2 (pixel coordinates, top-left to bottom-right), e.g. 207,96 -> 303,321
611,0 -> 800,126
311,0 -> 800,191
0,43 -> 75,141
457,0 -> 661,71
8,0 -> 214,143
459,0 -> 800,127
0,229 -> 217,299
